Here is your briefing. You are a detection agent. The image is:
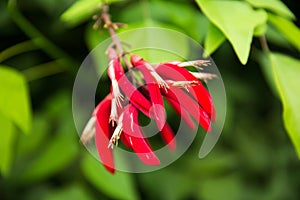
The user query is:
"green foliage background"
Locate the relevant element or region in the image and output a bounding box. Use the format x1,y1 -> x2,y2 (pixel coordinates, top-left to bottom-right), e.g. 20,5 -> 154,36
1,0 -> 300,199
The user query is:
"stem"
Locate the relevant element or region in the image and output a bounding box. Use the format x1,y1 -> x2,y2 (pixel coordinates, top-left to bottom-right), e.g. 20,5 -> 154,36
0,40 -> 38,63
7,0 -> 77,73
259,35 -> 270,52
22,59 -> 66,82
100,5 -> 132,69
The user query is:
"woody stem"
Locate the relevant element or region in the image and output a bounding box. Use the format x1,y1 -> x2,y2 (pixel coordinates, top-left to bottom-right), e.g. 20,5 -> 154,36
100,5 -> 132,69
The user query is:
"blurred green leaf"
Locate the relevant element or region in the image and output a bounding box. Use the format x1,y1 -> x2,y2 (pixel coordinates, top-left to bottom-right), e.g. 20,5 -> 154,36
81,154 -> 139,200
19,130 -> 78,182
268,13 -> 300,52
270,53 -> 300,158
16,114 -> 49,158
253,22 -> 267,36
198,174 -> 243,200
196,0 -> 267,64
256,51 -> 278,97
148,1 -> 209,42
119,21 -> 189,63
61,0 -> 102,27
0,113 -> 15,176
0,66 -> 32,134
244,0 -> 295,20
204,22 -> 225,56
43,184 -> 95,200
61,0 -> 122,27
266,25 -> 292,49
139,169 -> 193,200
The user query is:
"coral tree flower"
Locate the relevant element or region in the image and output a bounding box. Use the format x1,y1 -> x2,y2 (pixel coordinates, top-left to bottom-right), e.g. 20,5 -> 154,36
81,48 -> 216,174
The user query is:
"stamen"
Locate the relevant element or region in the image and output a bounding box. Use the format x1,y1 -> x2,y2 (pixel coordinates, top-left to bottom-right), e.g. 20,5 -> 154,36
178,60 -> 211,69
81,117 -> 96,144
111,79 -> 124,107
145,63 -> 169,91
166,80 -> 199,92
109,98 -> 118,126
190,72 -> 217,82
108,113 -> 124,149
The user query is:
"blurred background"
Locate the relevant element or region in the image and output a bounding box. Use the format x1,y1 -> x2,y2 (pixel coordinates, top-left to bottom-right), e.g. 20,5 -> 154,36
1,0 -> 300,199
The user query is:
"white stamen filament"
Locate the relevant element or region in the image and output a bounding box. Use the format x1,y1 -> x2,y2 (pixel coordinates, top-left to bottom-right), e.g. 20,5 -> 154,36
108,113 -> 124,149
81,117 -> 96,144
166,80 -> 199,92
111,79 -> 124,107
145,63 -> 169,91
109,98 -> 118,126
130,113 -> 134,132
190,72 -> 217,82
178,60 -> 211,69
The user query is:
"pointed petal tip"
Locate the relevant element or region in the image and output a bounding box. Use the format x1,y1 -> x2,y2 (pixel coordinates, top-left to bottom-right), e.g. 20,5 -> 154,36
168,140 -> 176,151
130,54 -> 143,66
138,153 -> 160,165
104,165 -> 116,174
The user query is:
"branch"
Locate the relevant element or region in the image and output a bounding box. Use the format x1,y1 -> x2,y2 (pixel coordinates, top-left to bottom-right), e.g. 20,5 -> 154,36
95,4 -> 132,69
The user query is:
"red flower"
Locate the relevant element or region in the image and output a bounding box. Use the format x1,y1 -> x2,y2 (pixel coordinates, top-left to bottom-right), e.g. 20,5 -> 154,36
81,49 -> 216,173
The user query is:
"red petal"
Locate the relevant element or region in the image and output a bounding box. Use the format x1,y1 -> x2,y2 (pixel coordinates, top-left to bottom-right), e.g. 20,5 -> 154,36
160,123 -> 176,151
93,95 -> 115,173
164,96 -> 196,130
130,54 -> 145,66
122,105 -> 160,165
135,65 -> 166,130
162,87 -> 211,132
118,75 -> 152,116
156,63 -> 216,121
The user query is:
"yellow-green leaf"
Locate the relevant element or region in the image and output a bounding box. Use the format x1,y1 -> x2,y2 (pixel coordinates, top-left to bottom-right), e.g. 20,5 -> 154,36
196,0 -> 267,64
0,66 -> 32,134
268,13 -> 300,52
0,113 -> 15,176
270,53 -> 300,157
81,154 -> 139,200
61,0 -> 123,27
244,0 -> 295,20
204,22 -> 226,56
61,0 -> 102,27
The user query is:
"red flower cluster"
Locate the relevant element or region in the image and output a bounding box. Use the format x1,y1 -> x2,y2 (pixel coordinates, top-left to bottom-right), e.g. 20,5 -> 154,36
82,48 -> 216,173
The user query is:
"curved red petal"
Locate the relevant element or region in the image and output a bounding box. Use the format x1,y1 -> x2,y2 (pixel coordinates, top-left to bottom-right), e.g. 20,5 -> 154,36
95,121 -> 115,174
164,96 -> 196,130
135,65 -> 166,130
162,87 -> 211,132
93,96 -> 115,173
156,63 -> 216,121
122,105 -> 160,165
160,123 -> 176,151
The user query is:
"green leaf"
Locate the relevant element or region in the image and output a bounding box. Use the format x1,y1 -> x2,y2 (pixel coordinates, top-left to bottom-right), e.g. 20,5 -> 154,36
255,51 -> 278,97
16,114 -> 49,158
81,154 -> 139,200
0,113 -> 15,176
204,22 -> 226,56
198,174 -> 243,200
269,53 -> 300,157
61,0 -> 123,27
139,170 -> 193,200
118,21 -> 189,63
196,0 -> 267,64
245,0 -> 295,20
43,184 -> 96,200
61,0 -> 102,27
253,22 -> 267,36
268,13 -> 300,52
19,131 -> 78,183
266,25 -> 292,49
0,66 -> 32,134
